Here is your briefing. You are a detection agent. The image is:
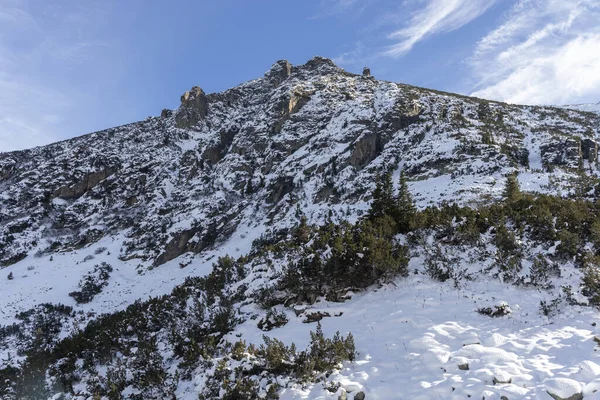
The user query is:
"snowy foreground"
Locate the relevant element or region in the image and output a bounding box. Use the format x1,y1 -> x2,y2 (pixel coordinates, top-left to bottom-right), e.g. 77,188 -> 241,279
4,229 -> 600,399
223,275 -> 600,400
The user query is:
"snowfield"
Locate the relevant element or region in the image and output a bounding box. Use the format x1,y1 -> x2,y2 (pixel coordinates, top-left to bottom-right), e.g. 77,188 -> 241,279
561,102 -> 600,115
230,275 -> 600,400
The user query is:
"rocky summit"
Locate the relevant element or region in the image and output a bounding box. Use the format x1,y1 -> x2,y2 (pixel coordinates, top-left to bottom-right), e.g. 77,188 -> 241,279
1,57 -> 600,400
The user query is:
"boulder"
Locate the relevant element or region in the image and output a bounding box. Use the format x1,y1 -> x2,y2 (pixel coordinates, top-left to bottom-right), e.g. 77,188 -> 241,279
302,311 -> 330,323
354,391 -> 366,400
154,228 -> 199,266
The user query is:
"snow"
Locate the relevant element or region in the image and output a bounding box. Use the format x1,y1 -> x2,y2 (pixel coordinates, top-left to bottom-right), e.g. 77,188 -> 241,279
544,378 -> 582,399
0,214 -> 264,328
203,273 -> 600,400
561,102 -> 600,114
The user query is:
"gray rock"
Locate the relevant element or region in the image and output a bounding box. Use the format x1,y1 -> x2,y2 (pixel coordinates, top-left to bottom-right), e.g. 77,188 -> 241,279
175,86 -> 208,128
546,392 -> 583,400
160,108 -> 172,118
53,167 -> 118,200
540,139 -> 581,169
349,131 -> 381,170
581,138 -> 598,162
265,59 -> 292,86
354,391 -> 365,400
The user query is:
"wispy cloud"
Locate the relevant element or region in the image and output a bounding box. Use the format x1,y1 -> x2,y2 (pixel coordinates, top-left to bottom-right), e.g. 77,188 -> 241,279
470,0 -> 600,105
0,0 -> 115,152
311,0 -> 374,20
384,0 -> 497,57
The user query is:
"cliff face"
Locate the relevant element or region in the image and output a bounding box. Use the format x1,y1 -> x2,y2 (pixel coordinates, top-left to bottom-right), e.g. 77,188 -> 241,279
0,55 -> 598,296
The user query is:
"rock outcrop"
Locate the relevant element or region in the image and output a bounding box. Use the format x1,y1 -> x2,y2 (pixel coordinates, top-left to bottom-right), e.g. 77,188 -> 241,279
53,167 -> 117,200
265,59 -> 292,86
175,86 -> 209,128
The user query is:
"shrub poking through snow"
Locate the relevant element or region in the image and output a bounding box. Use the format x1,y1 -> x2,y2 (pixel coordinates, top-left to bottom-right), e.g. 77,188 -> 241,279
477,302 -> 512,317
257,308 -> 289,331
68,262 -> 113,304
582,266 -> 600,307
196,323 -> 356,399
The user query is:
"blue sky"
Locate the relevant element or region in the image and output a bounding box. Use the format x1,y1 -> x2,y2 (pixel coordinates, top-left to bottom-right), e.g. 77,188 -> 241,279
1,0 -> 599,151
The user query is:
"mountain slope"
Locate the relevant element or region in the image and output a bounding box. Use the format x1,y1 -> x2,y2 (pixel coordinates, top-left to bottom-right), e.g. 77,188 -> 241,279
1,57 -> 598,271
1,57 -> 600,399
562,102 -> 600,114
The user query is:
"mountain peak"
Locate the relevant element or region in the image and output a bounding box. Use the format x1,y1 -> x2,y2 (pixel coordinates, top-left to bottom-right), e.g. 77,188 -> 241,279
264,59 -> 292,85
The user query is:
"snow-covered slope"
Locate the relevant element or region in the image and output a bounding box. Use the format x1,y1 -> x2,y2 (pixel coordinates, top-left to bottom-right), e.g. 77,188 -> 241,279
562,102 -> 600,114
2,56 -> 600,399
1,57 -> 598,275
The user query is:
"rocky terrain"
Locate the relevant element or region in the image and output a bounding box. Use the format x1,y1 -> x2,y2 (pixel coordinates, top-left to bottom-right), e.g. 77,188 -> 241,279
1,57 -> 600,399
1,57 -> 598,271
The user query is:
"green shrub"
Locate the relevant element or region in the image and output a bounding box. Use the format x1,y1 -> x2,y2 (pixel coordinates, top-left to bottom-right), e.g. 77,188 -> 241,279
582,266 -> 600,306
556,230 -> 581,259
69,263 -> 113,304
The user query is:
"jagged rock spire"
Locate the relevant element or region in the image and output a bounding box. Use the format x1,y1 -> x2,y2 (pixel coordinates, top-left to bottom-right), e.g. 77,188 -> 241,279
265,59 -> 292,86
175,86 -> 208,129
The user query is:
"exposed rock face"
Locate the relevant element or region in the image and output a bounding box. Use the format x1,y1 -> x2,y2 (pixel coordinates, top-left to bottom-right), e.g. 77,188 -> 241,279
201,127 -> 239,164
541,139 -> 582,169
53,167 -> 117,200
272,90 -> 312,133
349,132 -> 381,170
266,176 -> 295,204
303,55 -> 340,75
154,228 -> 199,266
581,138 -> 598,162
175,86 -> 208,128
0,163 -> 14,182
265,59 -> 292,86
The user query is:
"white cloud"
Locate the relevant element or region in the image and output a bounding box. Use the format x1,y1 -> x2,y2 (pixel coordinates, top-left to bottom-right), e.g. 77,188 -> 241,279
470,0 -> 600,105
384,0 -> 497,57
311,0 -> 374,19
